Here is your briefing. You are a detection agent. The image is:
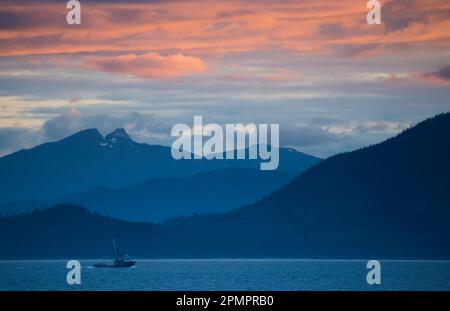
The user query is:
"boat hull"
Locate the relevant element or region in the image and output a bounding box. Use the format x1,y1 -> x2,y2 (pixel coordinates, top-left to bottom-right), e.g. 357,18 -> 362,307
94,261 -> 136,268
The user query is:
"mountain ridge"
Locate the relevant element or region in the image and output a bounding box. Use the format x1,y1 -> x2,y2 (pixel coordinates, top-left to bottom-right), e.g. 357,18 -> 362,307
0,167 -> 296,222
0,127 -> 321,205
1,113 -> 449,259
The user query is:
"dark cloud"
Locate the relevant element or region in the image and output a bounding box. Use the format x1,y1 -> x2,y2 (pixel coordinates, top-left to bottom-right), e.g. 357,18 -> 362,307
318,23 -> 344,37
333,43 -> 381,58
0,7 -> 65,30
420,65 -> 450,82
382,0 -> 425,32
0,11 -> 34,30
216,9 -> 254,19
106,8 -> 151,25
383,0 -> 450,32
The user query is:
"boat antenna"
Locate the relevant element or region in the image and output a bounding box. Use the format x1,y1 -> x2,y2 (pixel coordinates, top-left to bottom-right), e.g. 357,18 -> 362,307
112,238 -> 120,259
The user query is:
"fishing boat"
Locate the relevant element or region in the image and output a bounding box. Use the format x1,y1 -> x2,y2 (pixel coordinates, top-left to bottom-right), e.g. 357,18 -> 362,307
94,239 -> 136,268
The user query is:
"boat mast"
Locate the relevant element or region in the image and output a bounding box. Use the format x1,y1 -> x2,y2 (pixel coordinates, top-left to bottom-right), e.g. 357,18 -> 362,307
112,239 -> 120,260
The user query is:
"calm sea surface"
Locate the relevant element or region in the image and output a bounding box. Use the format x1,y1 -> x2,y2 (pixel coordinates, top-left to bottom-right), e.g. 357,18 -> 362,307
1,260 -> 449,291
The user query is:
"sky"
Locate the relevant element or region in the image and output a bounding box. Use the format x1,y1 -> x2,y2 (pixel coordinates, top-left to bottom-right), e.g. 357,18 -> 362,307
0,0 -> 450,157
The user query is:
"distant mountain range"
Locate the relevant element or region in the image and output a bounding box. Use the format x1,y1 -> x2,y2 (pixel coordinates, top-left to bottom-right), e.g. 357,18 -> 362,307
0,168 -> 296,222
1,113 -> 449,259
0,128 -> 320,214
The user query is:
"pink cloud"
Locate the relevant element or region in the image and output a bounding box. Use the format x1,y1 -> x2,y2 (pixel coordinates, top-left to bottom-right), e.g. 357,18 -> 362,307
84,53 -> 207,79
67,107 -> 82,119
224,67 -> 295,82
1,0 -> 449,59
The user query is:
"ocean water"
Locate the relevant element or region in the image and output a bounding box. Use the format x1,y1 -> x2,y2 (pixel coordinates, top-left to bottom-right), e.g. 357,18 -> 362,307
1,259 -> 449,291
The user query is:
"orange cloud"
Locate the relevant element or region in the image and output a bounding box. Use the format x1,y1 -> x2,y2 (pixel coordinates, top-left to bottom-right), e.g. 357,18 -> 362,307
0,0 -> 449,61
84,53 -> 207,79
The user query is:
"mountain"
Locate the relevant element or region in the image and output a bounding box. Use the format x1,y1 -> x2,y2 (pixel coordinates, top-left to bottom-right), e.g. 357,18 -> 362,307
165,112 -> 450,258
0,168 -> 296,222
0,205 -> 163,259
0,128 -> 321,205
2,113 -> 449,259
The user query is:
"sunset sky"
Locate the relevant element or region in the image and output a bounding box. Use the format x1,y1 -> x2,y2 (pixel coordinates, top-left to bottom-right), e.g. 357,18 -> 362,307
0,0 -> 450,157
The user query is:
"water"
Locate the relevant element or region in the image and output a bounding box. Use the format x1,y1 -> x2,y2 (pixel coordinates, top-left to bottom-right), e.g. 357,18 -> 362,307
1,260 -> 450,291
